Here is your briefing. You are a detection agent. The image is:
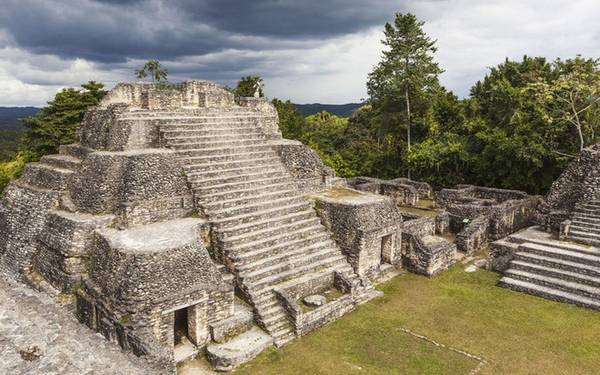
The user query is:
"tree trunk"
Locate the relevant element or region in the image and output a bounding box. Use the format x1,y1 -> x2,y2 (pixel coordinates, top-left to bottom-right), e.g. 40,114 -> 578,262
405,88 -> 412,179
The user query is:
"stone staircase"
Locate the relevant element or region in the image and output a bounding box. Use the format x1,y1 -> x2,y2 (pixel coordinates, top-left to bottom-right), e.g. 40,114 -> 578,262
498,231 -> 600,310
116,109 -> 363,345
568,200 -> 600,246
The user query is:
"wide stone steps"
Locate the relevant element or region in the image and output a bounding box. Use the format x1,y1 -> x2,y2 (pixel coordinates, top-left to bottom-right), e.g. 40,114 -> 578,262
245,258 -> 352,293
208,196 -> 305,219
166,138 -> 265,150
204,189 -> 298,213
164,132 -> 266,143
196,182 -> 296,204
161,127 -> 266,138
510,260 -> 600,288
518,243 -> 600,267
180,150 -> 276,164
237,240 -> 337,274
184,156 -> 281,173
498,277 -> 600,310
223,216 -> 321,247
217,210 -> 316,238
571,219 -> 600,230
193,176 -> 293,196
504,269 -> 600,299
570,228 -> 600,239
230,223 -> 327,253
240,251 -> 345,284
232,233 -> 332,265
514,252 -> 600,278
211,201 -> 311,228
572,211 -> 600,220
20,163 -> 74,191
174,144 -> 274,157
188,169 -> 287,188
186,162 -> 285,181
40,154 -> 81,170
569,235 -> 600,247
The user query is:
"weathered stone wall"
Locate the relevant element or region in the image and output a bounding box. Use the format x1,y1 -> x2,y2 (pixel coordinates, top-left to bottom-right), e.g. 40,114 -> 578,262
455,216 -> 489,254
33,211 -> 115,291
391,178 -> 433,199
312,188 -> 403,280
237,97 -> 281,139
270,139 -> 333,194
0,182 -> 61,276
538,144 -> 600,230
348,176 -> 422,206
68,150 -> 193,226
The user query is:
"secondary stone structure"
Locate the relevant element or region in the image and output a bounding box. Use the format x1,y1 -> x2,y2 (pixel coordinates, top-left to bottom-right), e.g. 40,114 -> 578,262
0,81 -> 388,372
491,144 -> 600,311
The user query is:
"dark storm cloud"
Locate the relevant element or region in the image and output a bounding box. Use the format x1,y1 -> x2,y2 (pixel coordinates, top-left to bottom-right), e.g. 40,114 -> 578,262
0,0 -> 399,63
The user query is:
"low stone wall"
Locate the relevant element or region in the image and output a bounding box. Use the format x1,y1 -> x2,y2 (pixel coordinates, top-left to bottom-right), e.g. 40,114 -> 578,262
348,177 -> 421,206
391,178 -> 433,199
455,216 -> 489,254
402,235 -> 456,276
488,239 -> 518,272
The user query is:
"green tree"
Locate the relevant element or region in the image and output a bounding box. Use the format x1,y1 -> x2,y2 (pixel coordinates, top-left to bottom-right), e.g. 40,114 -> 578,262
135,60 -> 168,82
0,81 -> 107,193
272,99 -> 306,140
526,57 -> 600,152
235,76 -> 263,97
367,12 -> 443,178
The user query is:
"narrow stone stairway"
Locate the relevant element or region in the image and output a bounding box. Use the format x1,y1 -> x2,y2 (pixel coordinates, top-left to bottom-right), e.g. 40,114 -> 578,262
499,234 -> 600,310
569,200 -> 600,246
117,109 -> 363,345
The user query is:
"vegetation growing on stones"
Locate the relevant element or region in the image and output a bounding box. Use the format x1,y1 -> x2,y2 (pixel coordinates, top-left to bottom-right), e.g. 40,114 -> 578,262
234,76 -> 264,98
135,59 -> 168,83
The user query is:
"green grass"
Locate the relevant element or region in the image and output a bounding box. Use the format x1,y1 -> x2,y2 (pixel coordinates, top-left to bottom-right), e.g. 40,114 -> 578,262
236,264 -> 600,375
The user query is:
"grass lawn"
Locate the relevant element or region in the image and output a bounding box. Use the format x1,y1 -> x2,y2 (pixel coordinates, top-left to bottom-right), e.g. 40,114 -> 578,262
236,264 -> 600,375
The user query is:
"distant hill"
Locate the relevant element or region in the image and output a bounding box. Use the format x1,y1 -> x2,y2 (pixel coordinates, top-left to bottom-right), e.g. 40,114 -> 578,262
0,107 -> 39,130
294,103 -> 363,117
0,107 -> 39,160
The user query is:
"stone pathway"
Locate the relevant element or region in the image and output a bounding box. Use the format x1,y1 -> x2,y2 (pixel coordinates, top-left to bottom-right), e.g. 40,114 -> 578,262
0,276 -> 153,375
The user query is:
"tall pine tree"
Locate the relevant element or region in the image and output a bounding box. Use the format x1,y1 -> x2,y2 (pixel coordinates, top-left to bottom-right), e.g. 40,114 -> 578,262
367,13 -> 443,178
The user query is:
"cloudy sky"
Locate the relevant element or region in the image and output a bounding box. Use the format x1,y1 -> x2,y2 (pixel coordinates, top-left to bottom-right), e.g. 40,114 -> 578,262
0,0 -> 598,106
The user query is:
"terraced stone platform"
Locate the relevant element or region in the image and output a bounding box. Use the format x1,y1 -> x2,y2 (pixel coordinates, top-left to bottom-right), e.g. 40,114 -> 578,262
493,226 -> 600,310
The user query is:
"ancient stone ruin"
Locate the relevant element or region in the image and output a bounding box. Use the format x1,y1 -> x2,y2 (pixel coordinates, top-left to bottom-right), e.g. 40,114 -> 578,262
491,144 -> 600,310
0,81 -> 391,372
2,80 -> 597,372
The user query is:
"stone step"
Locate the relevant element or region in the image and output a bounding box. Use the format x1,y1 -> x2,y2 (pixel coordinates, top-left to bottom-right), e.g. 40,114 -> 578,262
223,216 -> 321,248
206,326 -> 273,372
208,196 -> 305,219
232,233 -> 333,266
163,130 -> 266,141
514,252 -> 600,278
571,214 -> 600,225
255,303 -> 286,321
119,114 -> 261,121
571,219 -> 600,230
573,211 -> 600,220
167,138 -> 265,150
230,223 -> 327,253
212,201 -> 311,228
159,122 -> 261,132
193,176 -> 292,196
217,209 -> 316,238
189,169 -> 287,188
59,143 -> 92,159
569,235 -> 600,247
509,260 -> 600,288
180,150 -> 276,164
240,250 -> 345,284
20,163 -> 74,191
204,188 -> 298,213
162,127 -> 265,138
174,144 -> 274,157
187,162 -> 285,181
519,242 -> 600,265
498,277 -> 600,310
184,156 -> 281,173
40,154 -> 81,170
197,182 -> 295,204
246,258 -> 351,292
569,230 -> 600,241
574,207 -> 600,215
504,269 -> 600,299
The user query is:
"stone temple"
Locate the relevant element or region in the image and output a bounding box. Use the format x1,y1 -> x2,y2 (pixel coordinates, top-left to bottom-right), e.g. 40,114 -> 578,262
1,80 -> 598,373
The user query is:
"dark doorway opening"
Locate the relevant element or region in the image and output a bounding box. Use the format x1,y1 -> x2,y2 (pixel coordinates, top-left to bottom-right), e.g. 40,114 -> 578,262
381,234 -> 393,264
174,308 -> 189,345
